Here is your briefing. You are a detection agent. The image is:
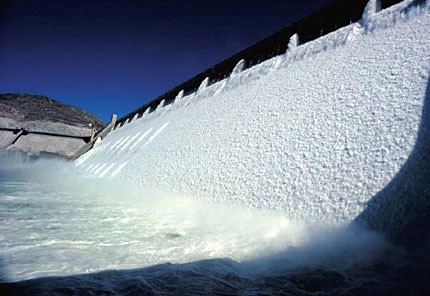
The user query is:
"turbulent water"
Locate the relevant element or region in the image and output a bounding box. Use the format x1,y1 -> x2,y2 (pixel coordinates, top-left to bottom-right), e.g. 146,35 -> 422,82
0,162 -> 364,282
0,170 -> 289,281
0,162 -> 429,295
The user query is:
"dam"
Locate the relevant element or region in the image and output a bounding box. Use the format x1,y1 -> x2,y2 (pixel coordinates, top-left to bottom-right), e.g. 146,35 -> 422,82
76,0 -> 429,243
1,0 -> 430,294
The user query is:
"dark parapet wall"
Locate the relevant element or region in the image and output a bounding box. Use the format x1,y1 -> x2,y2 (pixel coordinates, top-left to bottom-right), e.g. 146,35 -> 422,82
116,0 -> 403,127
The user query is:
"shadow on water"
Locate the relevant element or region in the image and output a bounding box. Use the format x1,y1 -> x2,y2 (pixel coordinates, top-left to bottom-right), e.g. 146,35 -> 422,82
355,70 -> 430,248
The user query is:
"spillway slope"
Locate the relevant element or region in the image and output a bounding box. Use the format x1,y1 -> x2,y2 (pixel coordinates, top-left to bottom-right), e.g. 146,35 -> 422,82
76,1 -> 430,226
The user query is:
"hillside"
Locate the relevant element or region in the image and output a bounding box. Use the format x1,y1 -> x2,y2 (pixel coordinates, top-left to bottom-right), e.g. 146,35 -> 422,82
0,93 -> 105,130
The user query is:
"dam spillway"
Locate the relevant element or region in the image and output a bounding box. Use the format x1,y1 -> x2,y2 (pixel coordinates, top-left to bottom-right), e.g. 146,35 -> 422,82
1,0 -> 430,291
75,0 -> 430,233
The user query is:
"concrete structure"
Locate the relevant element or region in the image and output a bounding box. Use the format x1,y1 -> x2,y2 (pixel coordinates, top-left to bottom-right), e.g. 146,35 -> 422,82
71,114 -> 117,160
0,115 -> 116,159
0,117 -> 92,159
75,0 -> 430,248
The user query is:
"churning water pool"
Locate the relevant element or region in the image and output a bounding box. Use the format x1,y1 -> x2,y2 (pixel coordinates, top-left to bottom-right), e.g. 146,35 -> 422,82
1,163 -> 427,295
0,169 -> 313,282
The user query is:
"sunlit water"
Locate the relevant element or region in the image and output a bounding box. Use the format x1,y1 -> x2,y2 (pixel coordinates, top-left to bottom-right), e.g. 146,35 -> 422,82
0,170 -> 311,282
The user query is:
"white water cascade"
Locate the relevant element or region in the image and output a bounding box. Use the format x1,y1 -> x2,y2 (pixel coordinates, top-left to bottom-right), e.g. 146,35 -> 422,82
76,1 -> 430,226
1,0 -> 429,286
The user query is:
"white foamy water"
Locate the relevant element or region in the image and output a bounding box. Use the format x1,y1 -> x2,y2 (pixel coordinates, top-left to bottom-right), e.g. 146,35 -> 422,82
0,167 -> 321,281
0,165 -> 389,283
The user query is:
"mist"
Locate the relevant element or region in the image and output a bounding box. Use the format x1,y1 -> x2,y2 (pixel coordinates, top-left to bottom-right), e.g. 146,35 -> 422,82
0,156 -> 398,283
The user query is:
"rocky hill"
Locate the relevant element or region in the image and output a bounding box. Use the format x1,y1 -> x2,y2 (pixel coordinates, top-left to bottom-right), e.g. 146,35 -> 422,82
0,93 -> 105,130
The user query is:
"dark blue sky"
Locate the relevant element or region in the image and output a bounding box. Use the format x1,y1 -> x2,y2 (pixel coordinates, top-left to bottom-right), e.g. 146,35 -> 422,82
0,0 -> 332,122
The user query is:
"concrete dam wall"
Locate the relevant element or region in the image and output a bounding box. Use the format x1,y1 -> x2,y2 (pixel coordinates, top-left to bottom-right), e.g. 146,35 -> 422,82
75,1 -> 430,245
0,117 -> 93,159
